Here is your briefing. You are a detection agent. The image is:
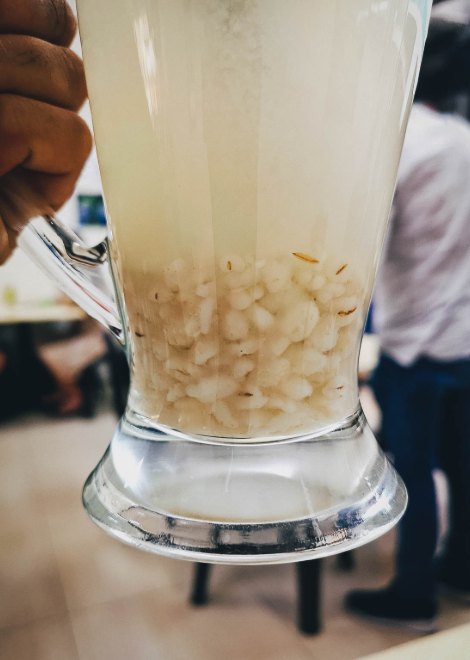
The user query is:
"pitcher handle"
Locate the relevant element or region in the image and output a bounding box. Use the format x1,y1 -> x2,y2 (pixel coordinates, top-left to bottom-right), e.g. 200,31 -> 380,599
18,215 -> 124,343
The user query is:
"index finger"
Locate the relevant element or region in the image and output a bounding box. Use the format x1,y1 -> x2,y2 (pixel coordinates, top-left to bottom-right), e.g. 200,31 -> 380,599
0,0 -> 77,47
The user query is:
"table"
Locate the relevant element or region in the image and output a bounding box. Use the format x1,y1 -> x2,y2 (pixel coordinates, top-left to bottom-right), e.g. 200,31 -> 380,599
0,303 -> 85,325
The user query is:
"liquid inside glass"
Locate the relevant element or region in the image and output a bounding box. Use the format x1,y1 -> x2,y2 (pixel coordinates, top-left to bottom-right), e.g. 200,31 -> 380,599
78,0 -> 424,440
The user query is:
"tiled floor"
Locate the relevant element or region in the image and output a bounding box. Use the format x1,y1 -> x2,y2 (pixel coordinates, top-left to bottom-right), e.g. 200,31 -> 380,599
0,412 -> 468,660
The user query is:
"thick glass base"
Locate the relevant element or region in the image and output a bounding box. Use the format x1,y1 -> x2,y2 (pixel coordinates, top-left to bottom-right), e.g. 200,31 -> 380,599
82,410 -> 406,564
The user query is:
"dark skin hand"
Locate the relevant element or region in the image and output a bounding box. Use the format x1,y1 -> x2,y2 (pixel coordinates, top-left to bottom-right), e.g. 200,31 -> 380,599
0,0 -> 92,263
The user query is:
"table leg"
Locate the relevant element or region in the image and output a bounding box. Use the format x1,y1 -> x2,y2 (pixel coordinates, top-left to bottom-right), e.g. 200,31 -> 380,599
296,559 -> 322,635
337,550 -> 355,571
190,563 -> 212,606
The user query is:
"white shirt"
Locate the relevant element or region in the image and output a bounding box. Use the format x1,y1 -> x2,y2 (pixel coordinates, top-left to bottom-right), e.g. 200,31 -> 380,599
373,104 -> 470,366
432,0 -> 470,23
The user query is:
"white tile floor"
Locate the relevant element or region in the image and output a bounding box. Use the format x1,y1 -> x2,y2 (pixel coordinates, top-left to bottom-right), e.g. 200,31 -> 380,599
0,412 -> 468,660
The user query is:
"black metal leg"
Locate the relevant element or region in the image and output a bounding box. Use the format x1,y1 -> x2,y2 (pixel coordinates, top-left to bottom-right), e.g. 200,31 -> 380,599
190,563 -> 212,606
191,558 -> 324,633
296,559 -> 322,635
337,550 -> 355,571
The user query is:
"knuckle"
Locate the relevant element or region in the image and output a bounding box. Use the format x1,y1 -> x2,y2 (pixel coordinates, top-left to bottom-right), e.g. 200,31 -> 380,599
0,34 -> 45,69
0,95 -> 8,124
59,47 -> 87,107
7,225 -> 17,250
0,230 -> 9,264
0,36 -> 87,111
43,173 -> 79,211
71,115 -> 93,164
0,95 -> 16,132
46,0 -> 77,46
55,183 -> 76,210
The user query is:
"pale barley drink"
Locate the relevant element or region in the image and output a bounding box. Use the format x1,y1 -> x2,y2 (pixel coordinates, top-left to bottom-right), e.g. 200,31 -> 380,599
78,0 -> 420,439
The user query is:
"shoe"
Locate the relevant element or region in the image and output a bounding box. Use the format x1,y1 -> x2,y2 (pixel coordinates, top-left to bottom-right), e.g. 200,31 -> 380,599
438,566 -> 470,604
345,586 -> 438,633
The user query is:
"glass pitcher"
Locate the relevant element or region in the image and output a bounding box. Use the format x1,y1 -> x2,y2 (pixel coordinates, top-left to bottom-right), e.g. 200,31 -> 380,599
18,0 -> 432,563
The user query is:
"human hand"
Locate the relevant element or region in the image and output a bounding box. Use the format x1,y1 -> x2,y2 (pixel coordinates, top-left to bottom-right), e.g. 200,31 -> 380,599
0,0 -> 92,263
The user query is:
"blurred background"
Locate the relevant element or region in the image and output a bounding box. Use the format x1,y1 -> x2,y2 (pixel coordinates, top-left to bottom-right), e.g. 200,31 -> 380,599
1,1 -> 470,659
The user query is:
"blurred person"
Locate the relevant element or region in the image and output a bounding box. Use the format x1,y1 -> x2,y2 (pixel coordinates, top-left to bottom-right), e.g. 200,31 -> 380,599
346,20 -> 470,631
0,324 -> 56,420
0,0 -> 92,263
35,318 -> 108,416
0,319 -> 108,420
433,0 -> 470,24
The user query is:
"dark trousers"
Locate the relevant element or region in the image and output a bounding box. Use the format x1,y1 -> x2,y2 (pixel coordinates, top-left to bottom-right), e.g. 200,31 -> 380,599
372,353 -> 470,599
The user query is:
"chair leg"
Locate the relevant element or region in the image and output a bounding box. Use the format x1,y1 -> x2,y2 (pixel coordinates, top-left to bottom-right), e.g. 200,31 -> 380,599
296,559 -> 322,635
190,563 -> 212,606
337,550 -> 355,571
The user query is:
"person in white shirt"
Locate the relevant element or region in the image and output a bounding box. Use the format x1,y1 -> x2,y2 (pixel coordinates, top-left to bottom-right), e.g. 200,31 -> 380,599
346,19 -> 470,631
